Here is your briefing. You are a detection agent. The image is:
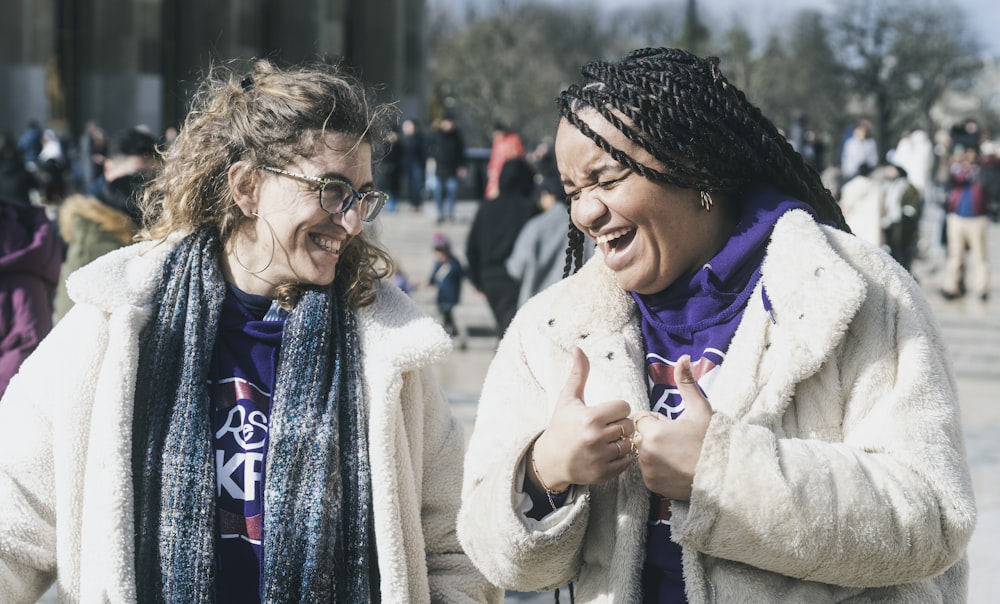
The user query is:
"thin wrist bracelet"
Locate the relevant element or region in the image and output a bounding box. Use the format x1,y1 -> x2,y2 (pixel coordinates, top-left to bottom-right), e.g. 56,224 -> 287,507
530,440 -> 565,511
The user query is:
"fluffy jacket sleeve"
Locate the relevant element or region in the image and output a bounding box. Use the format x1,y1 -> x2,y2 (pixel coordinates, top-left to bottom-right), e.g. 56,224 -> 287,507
0,348 -> 58,603
359,282 -> 500,603
0,299 -> 123,603
411,365 -> 503,604
457,314 -> 592,591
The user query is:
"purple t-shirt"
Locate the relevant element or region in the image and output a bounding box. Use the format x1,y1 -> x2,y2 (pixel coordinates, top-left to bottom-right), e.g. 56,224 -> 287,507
633,188 -> 816,602
210,286 -> 285,604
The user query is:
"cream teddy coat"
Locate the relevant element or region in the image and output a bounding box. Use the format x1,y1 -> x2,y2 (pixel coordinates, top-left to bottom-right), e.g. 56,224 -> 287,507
458,210 -> 976,603
0,236 -> 501,604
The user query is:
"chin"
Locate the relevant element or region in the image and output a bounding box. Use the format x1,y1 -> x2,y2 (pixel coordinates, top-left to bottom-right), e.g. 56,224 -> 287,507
311,274 -> 337,287
611,272 -> 642,294
618,276 -> 665,296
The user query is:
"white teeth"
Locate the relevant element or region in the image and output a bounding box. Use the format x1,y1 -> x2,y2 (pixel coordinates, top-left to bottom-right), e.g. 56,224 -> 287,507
310,234 -> 341,253
595,228 -> 631,245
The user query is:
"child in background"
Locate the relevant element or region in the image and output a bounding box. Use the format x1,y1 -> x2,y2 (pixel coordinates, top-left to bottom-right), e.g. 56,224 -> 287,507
428,232 -> 464,340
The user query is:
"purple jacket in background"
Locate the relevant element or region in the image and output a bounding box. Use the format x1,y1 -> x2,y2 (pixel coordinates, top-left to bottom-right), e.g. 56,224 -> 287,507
0,198 -> 62,396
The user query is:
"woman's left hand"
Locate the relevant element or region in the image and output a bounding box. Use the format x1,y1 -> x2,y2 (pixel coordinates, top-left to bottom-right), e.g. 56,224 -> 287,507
631,355 -> 714,501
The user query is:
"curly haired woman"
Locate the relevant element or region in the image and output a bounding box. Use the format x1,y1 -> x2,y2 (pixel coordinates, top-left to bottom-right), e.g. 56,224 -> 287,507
0,59 -> 499,604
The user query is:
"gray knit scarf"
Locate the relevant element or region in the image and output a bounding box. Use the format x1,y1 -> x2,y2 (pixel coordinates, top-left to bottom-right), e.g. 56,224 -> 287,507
132,228 -> 374,603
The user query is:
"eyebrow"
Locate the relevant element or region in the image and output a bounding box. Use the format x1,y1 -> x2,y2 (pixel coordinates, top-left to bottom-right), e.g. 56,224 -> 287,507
562,162 -> 628,189
314,171 -> 375,191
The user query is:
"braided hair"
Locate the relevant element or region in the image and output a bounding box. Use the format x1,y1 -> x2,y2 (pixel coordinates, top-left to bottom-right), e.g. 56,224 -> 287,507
558,47 -> 848,276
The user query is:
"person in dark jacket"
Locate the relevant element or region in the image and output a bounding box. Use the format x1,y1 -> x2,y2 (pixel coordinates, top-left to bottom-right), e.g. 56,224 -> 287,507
429,116 -> 467,223
466,157 -> 540,336
399,118 -> 427,211
0,196 -> 61,396
0,131 -> 37,204
428,232 -> 465,337
53,127 -> 159,320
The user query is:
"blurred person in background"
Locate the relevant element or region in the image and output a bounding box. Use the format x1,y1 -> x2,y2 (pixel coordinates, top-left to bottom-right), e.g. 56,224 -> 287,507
484,121 -> 525,200
0,195 -> 60,397
0,131 -> 38,205
941,145 -> 990,301
890,128 -> 934,203
53,127 -> 160,321
76,119 -> 108,193
36,129 -> 67,203
466,156 -> 539,336
506,177 -> 593,309
428,231 -> 466,340
838,162 -> 885,248
428,114 -> 467,224
840,118 -> 879,183
881,163 -> 923,274
399,118 -> 427,211
375,125 -> 402,213
16,120 -> 43,168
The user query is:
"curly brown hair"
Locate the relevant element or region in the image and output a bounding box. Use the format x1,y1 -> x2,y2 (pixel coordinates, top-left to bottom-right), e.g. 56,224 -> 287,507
558,47 -> 849,277
137,58 -> 398,308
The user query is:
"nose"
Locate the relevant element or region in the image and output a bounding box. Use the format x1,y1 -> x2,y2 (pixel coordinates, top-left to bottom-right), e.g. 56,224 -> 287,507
570,189 -> 609,232
329,206 -> 363,235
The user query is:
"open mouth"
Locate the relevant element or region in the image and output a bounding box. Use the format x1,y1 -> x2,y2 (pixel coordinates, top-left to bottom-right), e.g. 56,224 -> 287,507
595,228 -> 635,257
309,233 -> 341,255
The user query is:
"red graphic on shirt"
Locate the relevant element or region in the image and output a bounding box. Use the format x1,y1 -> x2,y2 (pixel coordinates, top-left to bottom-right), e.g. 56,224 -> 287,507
649,496 -> 672,526
647,355 -> 718,388
218,507 -> 263,544
647,355 -> 717,420
212,378 -> 271,412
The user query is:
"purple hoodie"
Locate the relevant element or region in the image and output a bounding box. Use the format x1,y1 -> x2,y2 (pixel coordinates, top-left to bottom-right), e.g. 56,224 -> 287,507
0,198 -> 61,397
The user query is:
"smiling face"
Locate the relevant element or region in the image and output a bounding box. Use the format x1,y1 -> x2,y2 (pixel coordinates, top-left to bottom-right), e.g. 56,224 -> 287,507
223,131 -> 373,297
555,111 -> 736,295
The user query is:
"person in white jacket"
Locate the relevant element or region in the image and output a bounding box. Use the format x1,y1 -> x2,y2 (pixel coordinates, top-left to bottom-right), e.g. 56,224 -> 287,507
0,59 -> 499,604
458,47 -> 975,603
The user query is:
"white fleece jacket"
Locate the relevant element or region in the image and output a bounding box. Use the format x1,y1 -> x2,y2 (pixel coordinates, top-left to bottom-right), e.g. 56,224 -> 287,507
0,236 -> 501,604
458,209 -> 976,603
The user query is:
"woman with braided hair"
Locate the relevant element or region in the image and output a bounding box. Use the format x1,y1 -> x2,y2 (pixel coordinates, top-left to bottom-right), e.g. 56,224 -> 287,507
0,59 -> 500,603
459,48 -> 974,602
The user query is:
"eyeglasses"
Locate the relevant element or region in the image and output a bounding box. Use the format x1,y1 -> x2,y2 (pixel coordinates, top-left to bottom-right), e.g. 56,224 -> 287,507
261,166 -> 387,222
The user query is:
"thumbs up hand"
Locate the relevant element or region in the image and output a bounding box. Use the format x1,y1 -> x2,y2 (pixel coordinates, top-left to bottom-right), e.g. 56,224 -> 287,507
631,354 -> 714,501
528,347 -> 634,493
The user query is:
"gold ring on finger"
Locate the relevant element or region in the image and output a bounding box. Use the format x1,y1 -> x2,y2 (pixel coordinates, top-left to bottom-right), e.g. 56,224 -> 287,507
613,440 -> 622,461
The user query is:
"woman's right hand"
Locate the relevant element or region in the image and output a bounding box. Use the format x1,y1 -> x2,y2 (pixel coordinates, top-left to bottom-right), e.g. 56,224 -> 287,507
528,347 -> 634,493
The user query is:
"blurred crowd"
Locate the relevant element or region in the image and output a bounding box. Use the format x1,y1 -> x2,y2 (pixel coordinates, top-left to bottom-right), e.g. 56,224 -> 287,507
817,117 -> 998,302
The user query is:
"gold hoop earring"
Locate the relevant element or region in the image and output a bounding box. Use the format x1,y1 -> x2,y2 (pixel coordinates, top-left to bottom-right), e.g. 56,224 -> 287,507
699,190 -> 714,212
232,211 -> 276,275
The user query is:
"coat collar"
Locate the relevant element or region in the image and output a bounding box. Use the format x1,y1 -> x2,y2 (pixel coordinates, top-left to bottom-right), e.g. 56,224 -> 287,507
68,235 -> 451,372
704,209 -> 867,424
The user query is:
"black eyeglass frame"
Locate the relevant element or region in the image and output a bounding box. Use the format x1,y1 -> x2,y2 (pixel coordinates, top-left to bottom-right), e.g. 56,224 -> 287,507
261,165 -> 387,222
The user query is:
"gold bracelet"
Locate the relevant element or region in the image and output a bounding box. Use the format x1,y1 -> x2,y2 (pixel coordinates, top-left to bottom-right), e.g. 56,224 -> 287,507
530,442 -> 564,512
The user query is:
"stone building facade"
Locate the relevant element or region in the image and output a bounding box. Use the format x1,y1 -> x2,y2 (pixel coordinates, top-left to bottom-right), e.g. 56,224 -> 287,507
0,0 -> 426,140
